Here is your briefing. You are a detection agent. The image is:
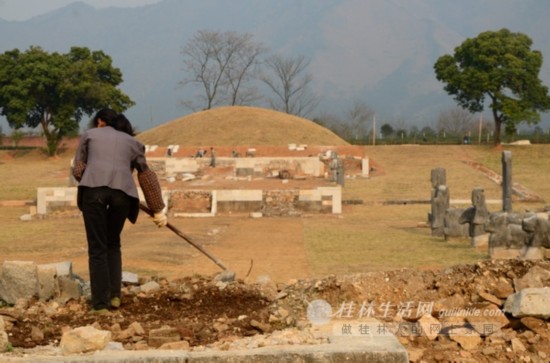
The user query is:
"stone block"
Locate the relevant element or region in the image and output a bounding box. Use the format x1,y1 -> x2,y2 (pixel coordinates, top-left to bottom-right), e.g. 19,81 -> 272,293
36,265 -> 57,301
39,261 -> 73,277
0,261 -> 38,304
504,288 -> 550,318
57,275 -> 82,304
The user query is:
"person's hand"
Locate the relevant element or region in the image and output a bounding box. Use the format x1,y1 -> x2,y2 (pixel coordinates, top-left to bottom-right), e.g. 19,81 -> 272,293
153,212 -> 168,228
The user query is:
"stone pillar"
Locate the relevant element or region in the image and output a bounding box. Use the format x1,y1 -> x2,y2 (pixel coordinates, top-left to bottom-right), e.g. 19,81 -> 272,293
430,168 -> 449,237
502,151 -> 512,212
336,157 -> 345,187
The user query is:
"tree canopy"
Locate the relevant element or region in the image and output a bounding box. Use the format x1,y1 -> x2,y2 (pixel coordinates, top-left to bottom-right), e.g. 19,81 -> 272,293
0,46 -> 134,155
434,28 -> 550,144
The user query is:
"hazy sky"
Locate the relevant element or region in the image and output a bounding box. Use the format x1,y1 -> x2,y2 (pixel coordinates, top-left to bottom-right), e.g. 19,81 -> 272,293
0,0 -> 162,21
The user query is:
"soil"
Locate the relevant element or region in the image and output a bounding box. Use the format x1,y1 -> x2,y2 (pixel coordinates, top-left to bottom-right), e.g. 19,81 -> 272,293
2,259 -> 550,362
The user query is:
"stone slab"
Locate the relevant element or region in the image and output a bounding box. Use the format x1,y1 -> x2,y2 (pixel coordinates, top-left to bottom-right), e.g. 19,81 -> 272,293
2,335 -> 408,362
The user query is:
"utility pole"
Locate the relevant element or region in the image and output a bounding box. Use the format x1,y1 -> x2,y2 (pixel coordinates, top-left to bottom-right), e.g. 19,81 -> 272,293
372,114 -> 376,146
478,114 -> 483,145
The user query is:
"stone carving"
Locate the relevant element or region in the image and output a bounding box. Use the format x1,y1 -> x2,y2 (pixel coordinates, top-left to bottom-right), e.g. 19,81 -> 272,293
429,168 -> 449,237
330,152 -> 345,187
459,188 -> 491,246
521,213 -> 550,248
443,208 -> 469,239
485,212 -> 534,258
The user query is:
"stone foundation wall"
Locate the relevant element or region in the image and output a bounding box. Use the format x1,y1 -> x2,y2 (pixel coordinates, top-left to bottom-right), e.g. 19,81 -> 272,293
35,186 -> 341,218
149,156 -> 368,179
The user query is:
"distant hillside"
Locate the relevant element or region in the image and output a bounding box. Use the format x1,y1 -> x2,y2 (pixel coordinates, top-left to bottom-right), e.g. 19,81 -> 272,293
0,0 -> 549,131
136,106 -> 349,146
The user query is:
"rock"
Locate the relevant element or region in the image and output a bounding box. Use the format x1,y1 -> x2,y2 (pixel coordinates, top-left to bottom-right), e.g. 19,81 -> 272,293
491,279 -> 514,299
0,317 -> 8,353
407,347 -> 424,362
433,294 -> 465,315
250,319 -> 271,333
213,270 -> 236,283
510,337 -> 526,353
213,322 -> 229,333
122,271 -> 139,285
417,314 -> 440,341
465,304 -> 509,336
140,280 -> 161,293
520,317 -> 548,338
60,326 -> 112,355
482,346 -> 497,355
504,288 -> 550,318
31,325 -> 44,342
117,321 -> 145,340
104,341 -> 124,351
20,214 -> 32,221
129,321 -> 145,336
278,307 -> 290,319
148,326 -> 181,348
448,327 -> 482,350
514,265 -> 550,291
478,291 -> 503,306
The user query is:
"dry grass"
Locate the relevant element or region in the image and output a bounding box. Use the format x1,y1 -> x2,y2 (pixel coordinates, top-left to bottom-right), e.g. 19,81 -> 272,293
304,205 -> 487,276
0,149 -> 74,200
136,106 -> 349,146
2,115 -> 550,280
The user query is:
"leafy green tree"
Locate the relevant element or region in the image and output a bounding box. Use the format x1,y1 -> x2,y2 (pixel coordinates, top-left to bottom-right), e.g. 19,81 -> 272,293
434,28 -> 550,145
380,123 -> 394,139
0,46 -> 134,156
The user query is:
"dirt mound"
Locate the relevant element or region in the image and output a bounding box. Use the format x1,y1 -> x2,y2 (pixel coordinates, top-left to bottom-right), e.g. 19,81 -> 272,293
2,259 -> 550,361
136,106 -> 349,146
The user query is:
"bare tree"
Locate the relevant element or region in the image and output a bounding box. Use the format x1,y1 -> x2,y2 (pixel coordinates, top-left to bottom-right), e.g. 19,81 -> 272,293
261,54 -> 318,117
436,107 -> 476,136
224,33 -> 265,106
314,113 -> 352,140
348,100 -> 375,140
180,30 -> 265,111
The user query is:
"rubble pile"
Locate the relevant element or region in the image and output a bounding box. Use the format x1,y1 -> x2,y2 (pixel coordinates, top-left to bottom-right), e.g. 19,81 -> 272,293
0,259 -> 548,362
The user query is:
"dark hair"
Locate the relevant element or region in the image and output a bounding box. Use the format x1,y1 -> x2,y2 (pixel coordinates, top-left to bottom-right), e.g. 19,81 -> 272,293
91,108 -> 117,128
111,113 -> 135,136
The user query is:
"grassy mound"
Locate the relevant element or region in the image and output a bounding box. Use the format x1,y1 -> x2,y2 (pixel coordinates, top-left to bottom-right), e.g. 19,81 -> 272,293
136,106 -> 348,146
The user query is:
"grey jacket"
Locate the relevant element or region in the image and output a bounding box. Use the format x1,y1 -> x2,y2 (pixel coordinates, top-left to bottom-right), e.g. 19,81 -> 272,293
73,126 -> 165,223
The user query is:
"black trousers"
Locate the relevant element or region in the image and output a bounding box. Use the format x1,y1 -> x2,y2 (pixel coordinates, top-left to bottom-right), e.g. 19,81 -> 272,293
81,186 -> 131,309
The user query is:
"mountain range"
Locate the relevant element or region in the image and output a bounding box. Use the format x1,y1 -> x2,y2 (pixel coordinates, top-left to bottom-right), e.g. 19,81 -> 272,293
1,0 -> 549,132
